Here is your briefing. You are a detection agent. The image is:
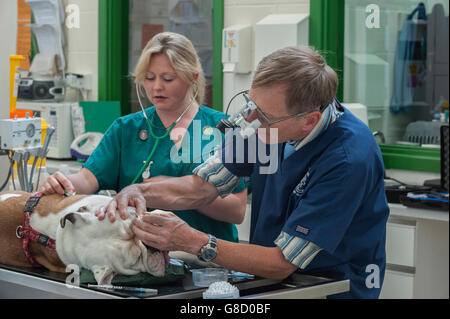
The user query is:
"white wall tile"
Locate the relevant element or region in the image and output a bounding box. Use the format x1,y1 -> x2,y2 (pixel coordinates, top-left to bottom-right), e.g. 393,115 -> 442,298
0,0 -> 17,181
224,0 -> 309,27
225,5 -> 276,27
66,52 -> 98,100
66,0 -> 98,13
62,0 -> 98,101
222,0 -> 310,112
65,11 -> 98,53
0,0 -> 17,116
226,0 -> 307,5
275,3 -> 310,14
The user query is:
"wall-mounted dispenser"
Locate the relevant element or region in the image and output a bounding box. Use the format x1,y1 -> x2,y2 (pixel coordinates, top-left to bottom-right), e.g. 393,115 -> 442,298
222,24 -> 252,74
254,14 -> 309,69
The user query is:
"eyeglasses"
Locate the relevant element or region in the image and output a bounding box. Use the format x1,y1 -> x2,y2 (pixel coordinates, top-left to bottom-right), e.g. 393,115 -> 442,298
241,90 -> 322,127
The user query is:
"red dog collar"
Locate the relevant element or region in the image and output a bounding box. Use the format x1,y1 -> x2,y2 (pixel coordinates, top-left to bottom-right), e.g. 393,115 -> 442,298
16,193 -> 56,267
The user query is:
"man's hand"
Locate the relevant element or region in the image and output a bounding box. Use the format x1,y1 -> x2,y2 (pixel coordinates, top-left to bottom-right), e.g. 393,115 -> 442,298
132,210 -> 209,254
95,184 -> 147,222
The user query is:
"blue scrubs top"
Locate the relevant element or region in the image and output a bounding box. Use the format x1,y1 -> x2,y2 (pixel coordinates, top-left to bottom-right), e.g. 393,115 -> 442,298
84,105 -> 247,243
221,102 -> 389,298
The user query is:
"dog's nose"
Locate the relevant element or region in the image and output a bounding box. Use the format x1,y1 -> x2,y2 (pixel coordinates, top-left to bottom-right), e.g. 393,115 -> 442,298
144,243 -> 160,253
127,208 -> 138,218
143,244 -> 170,267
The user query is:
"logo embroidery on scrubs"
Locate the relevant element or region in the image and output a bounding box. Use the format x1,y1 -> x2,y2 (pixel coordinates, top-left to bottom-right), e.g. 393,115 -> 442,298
202,126 -> 214,137
295,225 -> 310,235
293,168 -> 311,196
139,130 -> 148,141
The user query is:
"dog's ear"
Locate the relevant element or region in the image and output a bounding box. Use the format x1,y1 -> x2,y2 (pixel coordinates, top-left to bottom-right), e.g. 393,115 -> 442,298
60,213 -> 76,228
60,212 -> 89,228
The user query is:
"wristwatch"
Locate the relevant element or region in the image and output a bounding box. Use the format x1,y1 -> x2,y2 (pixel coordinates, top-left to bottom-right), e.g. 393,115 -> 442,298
198,234 -> 218,262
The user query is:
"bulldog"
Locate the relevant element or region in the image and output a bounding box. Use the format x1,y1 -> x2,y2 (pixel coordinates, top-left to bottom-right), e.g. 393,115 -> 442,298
0,191 -> 169,285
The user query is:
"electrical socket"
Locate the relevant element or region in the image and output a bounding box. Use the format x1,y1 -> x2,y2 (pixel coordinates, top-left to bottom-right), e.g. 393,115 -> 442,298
65,73 -> 93,90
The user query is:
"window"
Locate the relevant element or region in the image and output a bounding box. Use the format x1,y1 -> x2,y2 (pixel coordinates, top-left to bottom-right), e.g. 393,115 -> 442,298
128,0 -> 215,113
344,0 -> 449,147
98,0 -> 224,115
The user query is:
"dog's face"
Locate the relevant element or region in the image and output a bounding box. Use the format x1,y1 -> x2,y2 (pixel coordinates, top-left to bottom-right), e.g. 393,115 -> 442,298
55,196 -> 168,285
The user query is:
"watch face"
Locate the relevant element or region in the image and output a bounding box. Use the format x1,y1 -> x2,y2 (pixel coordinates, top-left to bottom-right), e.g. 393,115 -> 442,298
203,249 -> 216,261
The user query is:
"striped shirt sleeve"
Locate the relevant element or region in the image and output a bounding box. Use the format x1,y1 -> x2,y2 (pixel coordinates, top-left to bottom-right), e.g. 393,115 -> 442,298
193,150 -> 242,198
274,231 -> 322,269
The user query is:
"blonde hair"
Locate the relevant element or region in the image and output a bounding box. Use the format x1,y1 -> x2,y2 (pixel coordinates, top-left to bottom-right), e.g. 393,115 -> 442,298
252,46 -> 338,113
134,32 -> 205,105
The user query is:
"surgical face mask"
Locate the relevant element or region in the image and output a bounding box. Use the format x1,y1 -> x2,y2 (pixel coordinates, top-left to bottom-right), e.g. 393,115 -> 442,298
216,90 -> 262,139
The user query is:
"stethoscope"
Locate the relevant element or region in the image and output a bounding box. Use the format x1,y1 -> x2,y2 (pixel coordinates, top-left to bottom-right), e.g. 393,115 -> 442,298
131,81 -> 199,184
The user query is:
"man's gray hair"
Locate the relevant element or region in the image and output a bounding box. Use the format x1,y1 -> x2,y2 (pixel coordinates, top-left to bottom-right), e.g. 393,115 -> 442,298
252,46 -> 338,113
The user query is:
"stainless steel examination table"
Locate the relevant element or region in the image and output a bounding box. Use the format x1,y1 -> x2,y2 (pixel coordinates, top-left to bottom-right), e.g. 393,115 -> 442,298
0,264 -> 349,299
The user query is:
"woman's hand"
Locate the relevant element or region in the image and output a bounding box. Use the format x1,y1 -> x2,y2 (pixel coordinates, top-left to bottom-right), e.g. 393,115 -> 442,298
96,176 -> 175,222
95,183 -> 147,222
39,171 -> 75,195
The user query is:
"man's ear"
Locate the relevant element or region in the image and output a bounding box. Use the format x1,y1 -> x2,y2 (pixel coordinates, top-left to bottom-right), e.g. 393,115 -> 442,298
91,265 -> 115,285
302,111 -> 322,131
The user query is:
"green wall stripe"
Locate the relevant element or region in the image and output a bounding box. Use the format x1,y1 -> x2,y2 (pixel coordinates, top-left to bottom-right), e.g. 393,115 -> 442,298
98,0 -> 130,115
212,0 -> 224,112
309,0 -> 344,101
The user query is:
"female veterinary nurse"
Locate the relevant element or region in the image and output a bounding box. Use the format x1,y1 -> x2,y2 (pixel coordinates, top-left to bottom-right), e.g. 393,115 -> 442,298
39,32 -> 248,243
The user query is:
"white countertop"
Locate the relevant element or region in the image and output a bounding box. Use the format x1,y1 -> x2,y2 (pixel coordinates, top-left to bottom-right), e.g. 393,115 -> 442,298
389,203 -> 448,222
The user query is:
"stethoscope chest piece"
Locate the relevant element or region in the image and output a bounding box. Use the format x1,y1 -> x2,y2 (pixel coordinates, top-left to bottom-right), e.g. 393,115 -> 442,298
141,160 -> 153,180
139,130 -> 148,141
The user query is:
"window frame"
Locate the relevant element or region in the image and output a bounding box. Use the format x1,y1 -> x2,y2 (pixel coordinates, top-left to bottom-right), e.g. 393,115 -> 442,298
98,0 -> 224,114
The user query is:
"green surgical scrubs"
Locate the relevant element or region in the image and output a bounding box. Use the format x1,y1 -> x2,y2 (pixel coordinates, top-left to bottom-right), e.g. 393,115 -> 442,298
83,105 -> 247,242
